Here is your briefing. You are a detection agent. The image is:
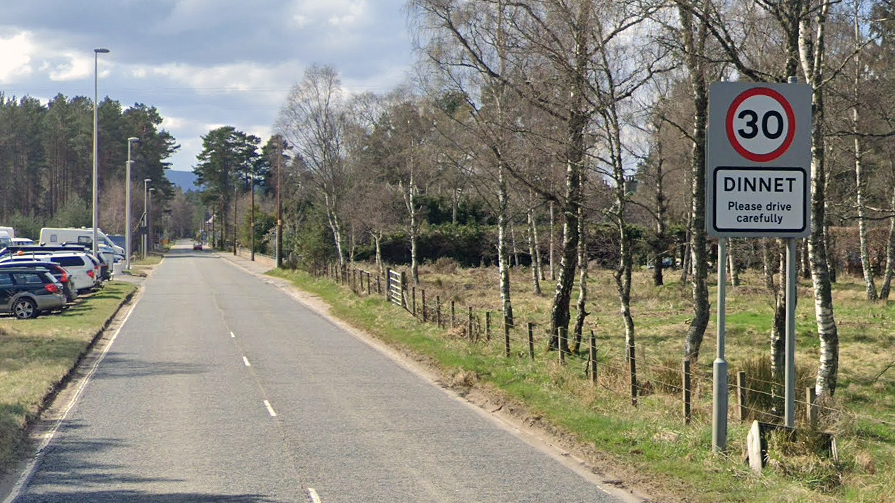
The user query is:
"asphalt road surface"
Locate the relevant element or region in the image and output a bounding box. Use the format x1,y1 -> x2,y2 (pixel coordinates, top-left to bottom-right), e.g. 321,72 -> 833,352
6,243 -> 632,503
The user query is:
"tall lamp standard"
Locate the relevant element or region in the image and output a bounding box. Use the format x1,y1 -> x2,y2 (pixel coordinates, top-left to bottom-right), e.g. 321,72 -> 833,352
148,188 -> 156,255
125,137 -> 139,270
92,47 -> 110,258
143,179 -> 151,258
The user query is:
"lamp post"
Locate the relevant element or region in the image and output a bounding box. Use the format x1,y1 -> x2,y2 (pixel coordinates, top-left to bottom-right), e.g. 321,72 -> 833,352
92,47 -> 110,258
143,179 -> 151,258
125,137 -> 139,270
148,188 -> 156,255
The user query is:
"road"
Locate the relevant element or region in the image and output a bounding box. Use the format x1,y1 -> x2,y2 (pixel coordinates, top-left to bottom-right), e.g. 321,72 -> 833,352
6,242 -> 633,502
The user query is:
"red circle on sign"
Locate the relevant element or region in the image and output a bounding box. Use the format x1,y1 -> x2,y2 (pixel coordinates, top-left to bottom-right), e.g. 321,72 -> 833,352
725,87 -> 796,163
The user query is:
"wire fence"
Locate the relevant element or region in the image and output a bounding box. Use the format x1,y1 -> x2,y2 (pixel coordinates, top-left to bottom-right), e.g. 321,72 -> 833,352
307,260 -> 895,447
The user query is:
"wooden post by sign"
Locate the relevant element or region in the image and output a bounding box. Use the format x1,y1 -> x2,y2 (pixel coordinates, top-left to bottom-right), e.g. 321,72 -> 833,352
806,387 -> 818,428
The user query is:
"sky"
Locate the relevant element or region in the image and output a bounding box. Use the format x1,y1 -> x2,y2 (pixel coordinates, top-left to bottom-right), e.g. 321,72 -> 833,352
0,0 -> 416,172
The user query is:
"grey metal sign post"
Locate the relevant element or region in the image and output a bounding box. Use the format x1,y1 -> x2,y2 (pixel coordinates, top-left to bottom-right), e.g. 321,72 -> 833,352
707,81 -> 812,452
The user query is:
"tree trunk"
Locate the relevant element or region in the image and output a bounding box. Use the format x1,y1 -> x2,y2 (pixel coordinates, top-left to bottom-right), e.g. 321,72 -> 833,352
880,183 -> 895,300
549,200 -> 556,281
762,238 -> 776,292
800,0 -> 839,398
573,198 -> 588,353
771,246 -> 786,381
728,239 -> 740,287
679,2 -> 710,364
528,204 -> 542,295
498,159 -> 514,327
373,231 -> 384,277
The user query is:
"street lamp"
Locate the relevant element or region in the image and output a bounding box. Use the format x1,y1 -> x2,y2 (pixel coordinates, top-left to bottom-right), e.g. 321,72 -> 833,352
148,188 -> 156,255
92,47 -> 110,258
125,137 -> 139,270
143,179 -> 151,258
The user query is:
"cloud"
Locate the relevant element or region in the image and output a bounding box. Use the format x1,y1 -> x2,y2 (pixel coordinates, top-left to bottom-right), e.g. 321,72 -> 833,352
0,32 -> 34,82
289,0 -> 370,29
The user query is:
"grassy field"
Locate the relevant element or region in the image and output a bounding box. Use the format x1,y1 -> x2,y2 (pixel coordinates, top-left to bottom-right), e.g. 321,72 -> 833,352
269,262 -> 895,502
0,281 -> 137,472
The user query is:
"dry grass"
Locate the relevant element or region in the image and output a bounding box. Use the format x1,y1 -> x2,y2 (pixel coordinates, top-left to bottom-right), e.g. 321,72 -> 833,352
339,259 -> 895,501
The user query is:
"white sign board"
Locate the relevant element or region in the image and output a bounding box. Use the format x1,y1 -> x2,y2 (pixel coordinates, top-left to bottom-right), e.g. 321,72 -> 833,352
707,83 -> 812,238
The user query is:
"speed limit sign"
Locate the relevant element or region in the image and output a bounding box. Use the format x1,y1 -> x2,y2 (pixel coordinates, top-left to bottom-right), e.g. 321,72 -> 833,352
726,88 -> 795,162
706,82 -> 812,238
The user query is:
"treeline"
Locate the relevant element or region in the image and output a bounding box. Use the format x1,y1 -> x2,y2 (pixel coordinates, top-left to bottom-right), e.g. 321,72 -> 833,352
0,93 -> 179,238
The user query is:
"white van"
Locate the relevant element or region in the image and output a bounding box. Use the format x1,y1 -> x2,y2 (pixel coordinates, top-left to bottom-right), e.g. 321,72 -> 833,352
0,231 -> 11,249
0,227 -> 14,240
39,228 -> 125,256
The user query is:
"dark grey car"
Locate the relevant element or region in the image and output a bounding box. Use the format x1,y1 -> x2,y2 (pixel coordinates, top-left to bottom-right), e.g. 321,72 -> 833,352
0,268 -> 66,319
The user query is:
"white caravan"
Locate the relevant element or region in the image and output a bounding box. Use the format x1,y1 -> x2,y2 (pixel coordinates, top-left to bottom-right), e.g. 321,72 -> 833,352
39,228 -> 125,256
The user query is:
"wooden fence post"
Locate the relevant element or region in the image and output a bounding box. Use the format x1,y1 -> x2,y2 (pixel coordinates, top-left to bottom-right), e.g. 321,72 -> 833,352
467,307 -> 473,340
737,371 -> 748,422
385,268 -> 391,299
683,358 -> 691,424
421,290 -> 427,323
558,327 -> 566,365
504,320 -> 511,358
412,287 -> 417,318
590,332 -> 597,386
485,312 -> 491,341
629,343 -> 637,407
366,272 -> 371,294
527,322 -> 535,359
377,275 -> 382,296
450,301 -> 455,329
436,296 -> 442,328
806,387 -> 818,429
400,271 -> 407,308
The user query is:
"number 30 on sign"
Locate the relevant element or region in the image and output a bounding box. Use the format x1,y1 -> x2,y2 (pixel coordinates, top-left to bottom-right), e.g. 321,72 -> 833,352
725,87 -> 796,163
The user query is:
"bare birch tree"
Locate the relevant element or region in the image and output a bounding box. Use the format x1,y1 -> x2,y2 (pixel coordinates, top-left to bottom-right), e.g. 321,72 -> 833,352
276,65 -> 350,266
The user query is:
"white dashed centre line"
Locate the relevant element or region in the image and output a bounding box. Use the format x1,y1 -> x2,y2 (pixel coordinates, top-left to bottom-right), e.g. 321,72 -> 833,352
263,400 -> 277,417
306,488 -> 322,503
242,356 -> 251,367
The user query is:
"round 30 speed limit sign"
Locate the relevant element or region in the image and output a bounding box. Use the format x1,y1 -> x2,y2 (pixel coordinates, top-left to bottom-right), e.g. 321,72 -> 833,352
706,81 -> 812,238
726,88 -> 796,162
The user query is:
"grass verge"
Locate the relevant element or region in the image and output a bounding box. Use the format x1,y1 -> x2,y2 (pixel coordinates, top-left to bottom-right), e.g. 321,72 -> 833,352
0,281 -> 138,472
268,266 -> 888,502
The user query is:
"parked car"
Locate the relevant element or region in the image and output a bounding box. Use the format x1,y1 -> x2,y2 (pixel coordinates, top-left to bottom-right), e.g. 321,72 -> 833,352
19,253 -> 98,293
0,260 -> 76,302
193,242 -> 203,251
0,268 -> 66,319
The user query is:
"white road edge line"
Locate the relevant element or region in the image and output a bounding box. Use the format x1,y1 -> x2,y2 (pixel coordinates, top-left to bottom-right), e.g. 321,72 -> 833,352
263,400 -> 277,417
243,356 -> 251,367
2,290 -> 141,503
306,488 -> 322,503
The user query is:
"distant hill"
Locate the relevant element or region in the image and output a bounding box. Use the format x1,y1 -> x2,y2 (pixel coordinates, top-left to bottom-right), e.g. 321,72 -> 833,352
166,170 -> 200,192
